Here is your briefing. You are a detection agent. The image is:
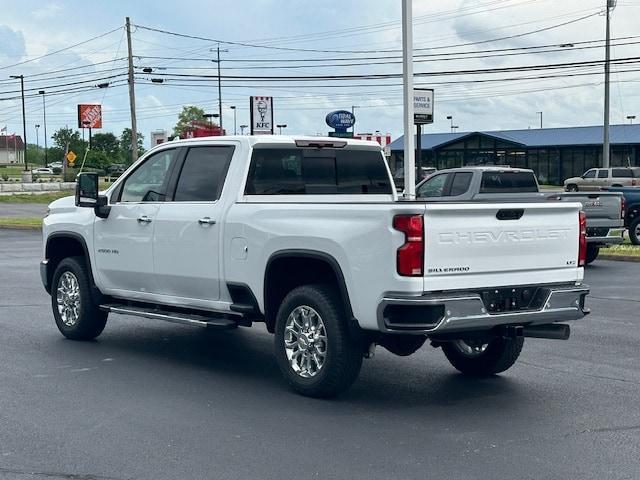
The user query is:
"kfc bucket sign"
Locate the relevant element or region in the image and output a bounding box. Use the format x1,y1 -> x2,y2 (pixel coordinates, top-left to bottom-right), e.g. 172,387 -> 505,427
77,104 -> 103,129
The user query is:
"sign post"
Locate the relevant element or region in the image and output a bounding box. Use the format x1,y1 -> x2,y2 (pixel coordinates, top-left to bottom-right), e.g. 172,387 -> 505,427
401,0 -> 415,197
250,96 -> 274,135
413,88 -> 434,182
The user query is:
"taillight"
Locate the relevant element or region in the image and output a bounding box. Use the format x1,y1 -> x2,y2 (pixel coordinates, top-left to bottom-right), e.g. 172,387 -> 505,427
393,214 -> 424,276
621,195 -> 625,219
578,211 -> 587,267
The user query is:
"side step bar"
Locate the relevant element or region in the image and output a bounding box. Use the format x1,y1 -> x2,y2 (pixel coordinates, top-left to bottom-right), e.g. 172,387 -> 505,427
100,304 -> 238,329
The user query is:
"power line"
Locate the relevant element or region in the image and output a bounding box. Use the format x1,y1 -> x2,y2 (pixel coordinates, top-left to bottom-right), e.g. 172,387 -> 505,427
0,26 -> 123,71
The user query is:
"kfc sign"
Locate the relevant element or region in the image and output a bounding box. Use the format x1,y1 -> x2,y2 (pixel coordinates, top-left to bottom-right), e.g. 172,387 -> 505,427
77,104 -> 102,129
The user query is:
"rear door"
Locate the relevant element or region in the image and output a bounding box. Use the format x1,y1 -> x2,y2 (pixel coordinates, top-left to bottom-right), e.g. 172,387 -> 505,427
422,202 -> 582,291
152,144 -> 235,301
611,168 -> 634,187
596,169 -> 610,188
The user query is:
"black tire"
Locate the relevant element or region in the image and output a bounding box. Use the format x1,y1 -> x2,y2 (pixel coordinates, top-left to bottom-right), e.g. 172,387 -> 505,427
51,256 -> 108,340
566,184 -> 578,192
274,284 -> 363,398
629,217 -> 640,245
442,336 -> 524,377
585,245 -> 600,265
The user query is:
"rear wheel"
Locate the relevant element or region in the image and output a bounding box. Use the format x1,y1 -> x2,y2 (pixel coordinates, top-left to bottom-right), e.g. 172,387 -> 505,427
274,284 -> 363,398
442,336 -> 524,376
585,245 -> 600,265
629,217 -> 640,245
51,257 -> 107,340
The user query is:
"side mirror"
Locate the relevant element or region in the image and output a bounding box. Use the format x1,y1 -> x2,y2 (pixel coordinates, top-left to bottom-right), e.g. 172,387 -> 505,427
75,172 -> 98,207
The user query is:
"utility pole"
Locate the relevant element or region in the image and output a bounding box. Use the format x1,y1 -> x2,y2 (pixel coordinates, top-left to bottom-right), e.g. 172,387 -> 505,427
217,46 -> 223,132
351,105 -> 358,133
39,90 -> 48,165
126,17 -> 139,163
10,75 -> 27,171
230,105 -> 236,135
603,0 -> 616,168
401,0 -> 415,198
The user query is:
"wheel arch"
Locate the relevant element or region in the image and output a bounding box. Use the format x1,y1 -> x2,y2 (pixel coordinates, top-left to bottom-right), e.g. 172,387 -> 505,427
45,232 -> 96,293
625,202 -> 640,226
263,249 -> 354,333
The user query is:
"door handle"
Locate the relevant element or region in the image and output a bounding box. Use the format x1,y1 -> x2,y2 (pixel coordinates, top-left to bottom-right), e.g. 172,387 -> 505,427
198,217 -> 216,225
137,215 -> 152,224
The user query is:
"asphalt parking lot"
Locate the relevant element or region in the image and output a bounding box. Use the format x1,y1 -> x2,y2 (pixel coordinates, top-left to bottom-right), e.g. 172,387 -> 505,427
0,229 -> 638,480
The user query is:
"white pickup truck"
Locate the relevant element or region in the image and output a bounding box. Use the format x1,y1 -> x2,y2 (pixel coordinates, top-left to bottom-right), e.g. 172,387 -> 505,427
41,136 -> 589,397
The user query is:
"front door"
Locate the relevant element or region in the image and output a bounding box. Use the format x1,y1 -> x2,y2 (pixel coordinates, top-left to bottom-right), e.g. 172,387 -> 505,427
153,145 -> 235,302
93,148 -> 178,294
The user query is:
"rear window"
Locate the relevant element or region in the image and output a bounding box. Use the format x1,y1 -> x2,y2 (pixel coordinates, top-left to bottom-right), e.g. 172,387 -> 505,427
480,171 -> 538,193
245,147 -> 392,195
449,172 -> 472,196
612,168 -> 633,178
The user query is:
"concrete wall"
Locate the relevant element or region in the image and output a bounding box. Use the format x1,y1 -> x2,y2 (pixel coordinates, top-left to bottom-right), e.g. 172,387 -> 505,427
0,182 -> 75,194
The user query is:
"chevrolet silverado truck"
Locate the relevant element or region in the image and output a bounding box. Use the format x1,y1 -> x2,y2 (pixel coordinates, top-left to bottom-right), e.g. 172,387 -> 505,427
416,166 -> 624,264
41,136 -> 589,397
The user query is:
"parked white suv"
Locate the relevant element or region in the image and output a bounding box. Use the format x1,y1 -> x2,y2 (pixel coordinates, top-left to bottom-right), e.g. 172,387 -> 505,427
564,167 -> 640,191
40,136 -> 589,397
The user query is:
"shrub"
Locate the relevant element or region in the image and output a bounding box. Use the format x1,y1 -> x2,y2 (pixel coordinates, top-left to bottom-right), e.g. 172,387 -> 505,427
1,174 -> 8,182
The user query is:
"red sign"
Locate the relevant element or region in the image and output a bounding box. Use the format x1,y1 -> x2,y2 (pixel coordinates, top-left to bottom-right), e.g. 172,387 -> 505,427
77,104 -> 102,129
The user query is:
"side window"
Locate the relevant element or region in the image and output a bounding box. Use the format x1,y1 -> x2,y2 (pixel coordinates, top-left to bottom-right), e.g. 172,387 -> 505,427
448,172 -> 472,196
583,170 -> 596,179
120,149 -> 176,202
417,173 -> 449,198
173,146 -> 235,202
612,168 -> 632,178
597,169 -> 609,179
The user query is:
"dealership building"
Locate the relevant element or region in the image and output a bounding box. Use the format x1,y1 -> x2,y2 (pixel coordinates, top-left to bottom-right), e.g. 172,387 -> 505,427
388,124 -> 640,185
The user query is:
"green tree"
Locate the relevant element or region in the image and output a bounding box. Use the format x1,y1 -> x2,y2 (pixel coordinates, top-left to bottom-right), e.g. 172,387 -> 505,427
173,105 -> 209,138
84,150 -> 110,170
51,127 -> 86,155
120,128 -> 145,164
91,132 -> 120,159
26,144 -> 44,166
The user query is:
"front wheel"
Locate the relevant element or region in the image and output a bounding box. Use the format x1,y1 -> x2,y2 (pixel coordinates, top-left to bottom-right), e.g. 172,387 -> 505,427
442,336 -> 524,377
274,284 -> 363,398
51,256 -> 108,340
566,184 -> 578,192
629,217 -> 640,245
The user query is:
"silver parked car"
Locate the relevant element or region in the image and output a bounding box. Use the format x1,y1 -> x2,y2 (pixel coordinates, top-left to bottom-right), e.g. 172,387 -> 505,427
564,167 -> 640,191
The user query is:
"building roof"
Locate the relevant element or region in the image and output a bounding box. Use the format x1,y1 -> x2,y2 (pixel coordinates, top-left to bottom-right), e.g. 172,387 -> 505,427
389,124 -> 640,151
0,134 -> 24,150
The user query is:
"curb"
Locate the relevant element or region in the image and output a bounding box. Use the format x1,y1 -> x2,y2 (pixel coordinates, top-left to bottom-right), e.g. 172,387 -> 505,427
0,224 -> 42,231
598,254 -> 640,263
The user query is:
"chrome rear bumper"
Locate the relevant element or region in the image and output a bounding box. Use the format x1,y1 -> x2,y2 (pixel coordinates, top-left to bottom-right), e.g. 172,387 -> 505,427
377,283 -> 589,335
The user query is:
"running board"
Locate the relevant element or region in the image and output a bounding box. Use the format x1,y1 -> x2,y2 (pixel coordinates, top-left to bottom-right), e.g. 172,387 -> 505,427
100,304 -> 238,329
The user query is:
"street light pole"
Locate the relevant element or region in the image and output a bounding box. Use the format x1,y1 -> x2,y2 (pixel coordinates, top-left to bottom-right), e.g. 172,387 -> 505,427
446,115 -> 454,133
603,0 -> 616,168
10,75 -> 27,171
401,0 -> 415,198
35,124 -> 40,163
277,124 -> 287,135
230,106 -> 237,135
627,115 -> 636,124
351,105 -> 358,133
537,111 -> 543,129
240,124 -> 248,135
39,90 -> 48,165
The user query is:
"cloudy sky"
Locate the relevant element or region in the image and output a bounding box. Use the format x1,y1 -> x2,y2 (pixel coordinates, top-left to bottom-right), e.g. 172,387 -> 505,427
1,0 -> 639,148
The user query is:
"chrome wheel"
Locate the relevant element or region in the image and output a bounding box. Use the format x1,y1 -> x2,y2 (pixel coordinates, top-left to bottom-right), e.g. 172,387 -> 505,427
284,305 -> 327,378
453,339 -> 489,357
56,271 -> 81,327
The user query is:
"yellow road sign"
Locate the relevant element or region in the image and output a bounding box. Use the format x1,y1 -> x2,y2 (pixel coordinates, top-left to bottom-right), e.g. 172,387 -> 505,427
66,151 -> 77,165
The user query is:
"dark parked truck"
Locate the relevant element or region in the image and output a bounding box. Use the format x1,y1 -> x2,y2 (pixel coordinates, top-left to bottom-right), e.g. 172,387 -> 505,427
603,186 -> 640,244
415,167 -> 624,264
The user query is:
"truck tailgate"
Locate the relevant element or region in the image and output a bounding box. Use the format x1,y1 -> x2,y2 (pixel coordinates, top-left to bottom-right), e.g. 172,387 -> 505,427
423,202 -> 583,291
552,192 -> 623,228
